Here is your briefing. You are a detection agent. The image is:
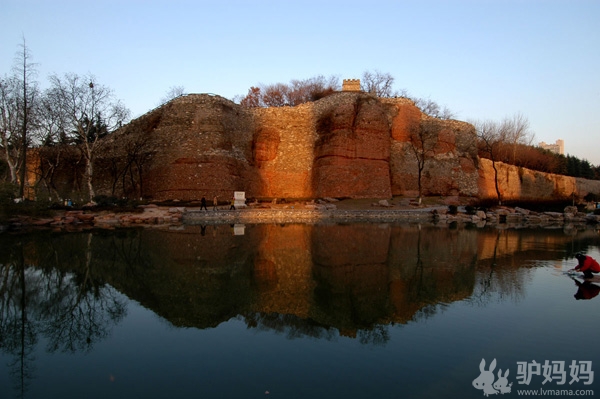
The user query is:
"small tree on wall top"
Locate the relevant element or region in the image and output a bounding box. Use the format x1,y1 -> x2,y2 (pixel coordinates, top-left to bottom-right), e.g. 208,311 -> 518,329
236,75 -> 340,107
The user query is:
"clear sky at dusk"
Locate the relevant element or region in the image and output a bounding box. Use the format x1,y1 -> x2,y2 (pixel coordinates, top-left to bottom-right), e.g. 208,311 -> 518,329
2,0 -> 599,164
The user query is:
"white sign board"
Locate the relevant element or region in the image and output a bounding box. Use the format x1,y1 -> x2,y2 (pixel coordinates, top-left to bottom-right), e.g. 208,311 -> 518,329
233,191 -> 246,208
233,224 -> 245,236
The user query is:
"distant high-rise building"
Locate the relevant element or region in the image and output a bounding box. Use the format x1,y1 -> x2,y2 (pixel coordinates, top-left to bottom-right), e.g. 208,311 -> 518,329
539,139 -> 564,155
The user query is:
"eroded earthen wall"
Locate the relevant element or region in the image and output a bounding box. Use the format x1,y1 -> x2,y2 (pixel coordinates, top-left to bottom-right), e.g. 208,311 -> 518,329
252,104 -> 316,198
312,93 -> 393,198
385,98 -> 479,197
96,94 -> 259,201
86,93 -> 600,202
477,158 -> 600,202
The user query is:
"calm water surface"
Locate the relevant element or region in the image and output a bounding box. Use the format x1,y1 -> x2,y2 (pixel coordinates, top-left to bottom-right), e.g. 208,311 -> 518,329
1,223 -> 599,398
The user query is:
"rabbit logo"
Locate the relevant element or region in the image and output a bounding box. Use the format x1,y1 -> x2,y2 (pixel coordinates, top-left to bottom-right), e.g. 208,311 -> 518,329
472,358 -> 512,396
494,369 -> 512,394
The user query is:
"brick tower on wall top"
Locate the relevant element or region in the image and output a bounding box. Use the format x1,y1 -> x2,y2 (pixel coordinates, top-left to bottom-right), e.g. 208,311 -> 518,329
342,79 -> 361,92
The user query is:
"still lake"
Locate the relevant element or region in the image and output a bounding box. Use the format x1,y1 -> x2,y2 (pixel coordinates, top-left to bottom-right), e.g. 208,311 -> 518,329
1,222 -> 599,399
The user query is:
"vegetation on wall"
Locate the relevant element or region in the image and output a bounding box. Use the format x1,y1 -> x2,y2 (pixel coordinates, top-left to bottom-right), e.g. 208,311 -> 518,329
235,70 -> 456,120
476,140 -> 599,179
235,75 -> 340,107
237,70 -> 599,183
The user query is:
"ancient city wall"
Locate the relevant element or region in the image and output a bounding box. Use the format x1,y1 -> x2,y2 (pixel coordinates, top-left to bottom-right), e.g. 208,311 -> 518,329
384,98 -> 480,197
311,93 -> 394,198
30,92 -> 600,203
95,94 -> 260,202
252,103 -> 316,198
251,93 -> 482,200
477,158 -> 600,202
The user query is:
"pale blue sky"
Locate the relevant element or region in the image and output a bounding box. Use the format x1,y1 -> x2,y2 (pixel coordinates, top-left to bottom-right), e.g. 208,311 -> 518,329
2,0 -> 599,164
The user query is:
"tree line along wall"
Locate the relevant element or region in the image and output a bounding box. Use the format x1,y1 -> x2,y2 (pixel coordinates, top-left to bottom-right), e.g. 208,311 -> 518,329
27,93 -> 600,203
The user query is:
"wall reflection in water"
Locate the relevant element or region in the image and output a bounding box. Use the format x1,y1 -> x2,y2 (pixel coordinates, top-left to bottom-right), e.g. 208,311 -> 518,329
0,223 -> 598,393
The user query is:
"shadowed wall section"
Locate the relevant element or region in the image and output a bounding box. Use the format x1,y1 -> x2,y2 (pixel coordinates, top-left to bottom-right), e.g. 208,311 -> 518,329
313,94 -> 392,198
96,94 -> 262,201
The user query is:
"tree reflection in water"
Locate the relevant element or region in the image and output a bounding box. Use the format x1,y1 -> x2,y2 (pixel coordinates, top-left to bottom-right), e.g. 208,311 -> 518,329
0,240 -> 36,398
0,232 -> 126,397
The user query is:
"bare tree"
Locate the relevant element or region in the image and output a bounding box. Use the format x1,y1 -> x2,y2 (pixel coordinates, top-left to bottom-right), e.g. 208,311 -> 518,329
158,85 -> 186,105
0,39 -> 39,198
36,90 -> 68,146
238,86 -> 262,107
100,133 -> 154,198
0,76 -> 20,184
288,75 -> 339,104
408,119 -> 439,204
502,113 -> 533,164
474,119 -> 506,205
33,90 -> 74,202
45,73 -> 130,203
237,75 -> 339,107
35,146 -> 62,200
361,70 -> 397,97
413,97 -> 455,120
473,113 -> 533,205
14,38 -> 39,199
261,83 -> 290,107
